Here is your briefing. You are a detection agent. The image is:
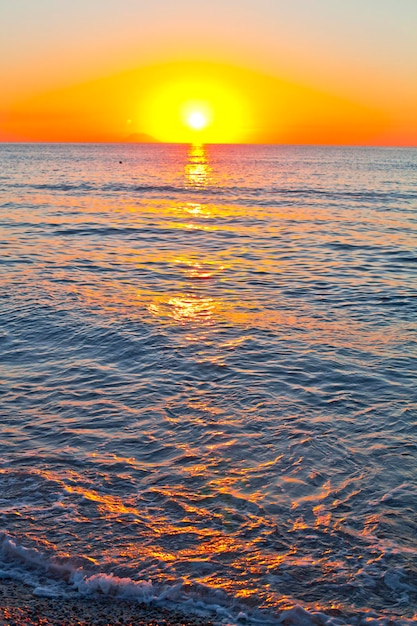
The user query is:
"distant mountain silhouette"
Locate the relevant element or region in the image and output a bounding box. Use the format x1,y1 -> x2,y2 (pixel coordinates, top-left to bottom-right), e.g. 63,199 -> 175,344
126,132 -> 159,143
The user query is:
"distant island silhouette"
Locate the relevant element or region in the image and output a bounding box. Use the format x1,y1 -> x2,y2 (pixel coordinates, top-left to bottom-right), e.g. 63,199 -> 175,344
126,132 -> 159,143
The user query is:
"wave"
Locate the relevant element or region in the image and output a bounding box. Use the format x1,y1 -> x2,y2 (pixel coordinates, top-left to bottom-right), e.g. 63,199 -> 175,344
6,180 -> 417,203
0,534 -> 415,625
0,533 -> 261,623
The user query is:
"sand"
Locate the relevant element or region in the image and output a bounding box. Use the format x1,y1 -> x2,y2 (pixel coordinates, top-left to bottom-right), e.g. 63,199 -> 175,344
0,578 -> 214,626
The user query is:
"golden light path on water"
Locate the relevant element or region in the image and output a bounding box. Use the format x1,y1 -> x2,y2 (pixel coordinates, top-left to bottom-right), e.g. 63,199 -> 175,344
37,143 -> 404,356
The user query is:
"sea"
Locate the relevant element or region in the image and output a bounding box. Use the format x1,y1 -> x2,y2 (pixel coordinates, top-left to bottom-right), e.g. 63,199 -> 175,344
0,142 -> 416,625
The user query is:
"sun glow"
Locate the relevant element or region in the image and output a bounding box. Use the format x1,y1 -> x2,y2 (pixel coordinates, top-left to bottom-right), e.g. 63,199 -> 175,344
141,66 -> 249,143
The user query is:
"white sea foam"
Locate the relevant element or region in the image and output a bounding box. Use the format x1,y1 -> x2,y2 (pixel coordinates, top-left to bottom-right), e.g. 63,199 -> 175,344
70,571 -> 154,600
1,534 -> 416,625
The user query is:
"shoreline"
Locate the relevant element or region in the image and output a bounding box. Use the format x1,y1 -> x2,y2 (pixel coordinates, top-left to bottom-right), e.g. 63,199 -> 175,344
0,578 -> 214,626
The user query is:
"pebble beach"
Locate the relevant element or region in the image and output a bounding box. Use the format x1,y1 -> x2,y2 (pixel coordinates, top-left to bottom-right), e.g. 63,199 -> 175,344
0,579 -> 214,626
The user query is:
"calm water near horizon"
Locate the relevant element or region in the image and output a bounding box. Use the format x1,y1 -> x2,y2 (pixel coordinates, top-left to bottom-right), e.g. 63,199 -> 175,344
0,143 -> 416,624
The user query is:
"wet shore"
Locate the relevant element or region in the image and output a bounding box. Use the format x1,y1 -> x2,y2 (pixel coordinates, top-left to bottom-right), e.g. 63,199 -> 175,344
0,579 -> 214,626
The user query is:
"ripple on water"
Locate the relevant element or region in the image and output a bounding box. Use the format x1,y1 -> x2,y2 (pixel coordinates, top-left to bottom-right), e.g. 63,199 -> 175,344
0,144 -> 416,623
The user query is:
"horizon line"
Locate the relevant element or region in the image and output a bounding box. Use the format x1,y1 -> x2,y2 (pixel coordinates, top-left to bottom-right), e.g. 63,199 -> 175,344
1,140 -> 416,149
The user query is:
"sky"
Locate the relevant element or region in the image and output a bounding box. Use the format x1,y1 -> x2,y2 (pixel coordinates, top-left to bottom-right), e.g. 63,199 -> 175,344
1,0 -> 416,145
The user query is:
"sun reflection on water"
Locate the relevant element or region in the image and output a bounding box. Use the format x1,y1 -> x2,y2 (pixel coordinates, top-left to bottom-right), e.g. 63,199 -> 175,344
139,145 -> 227,330
184,143 -> 212,188
148,294 -> 217,325
12,145 -> 393,354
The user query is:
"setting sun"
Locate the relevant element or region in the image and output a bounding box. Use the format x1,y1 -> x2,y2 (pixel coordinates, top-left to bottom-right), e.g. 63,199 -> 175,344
140,67 -> 249,143
181,100 -> 213,134
186,111 -> 208,131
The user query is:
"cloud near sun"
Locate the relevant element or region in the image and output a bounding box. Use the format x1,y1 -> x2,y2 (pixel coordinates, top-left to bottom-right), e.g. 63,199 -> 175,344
3,60 -> 390,145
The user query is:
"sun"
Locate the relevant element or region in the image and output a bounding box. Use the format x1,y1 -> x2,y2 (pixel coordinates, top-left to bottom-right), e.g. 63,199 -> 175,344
141,65 -> 249,143
187,111 -> 208,131
181,101 -> 212,135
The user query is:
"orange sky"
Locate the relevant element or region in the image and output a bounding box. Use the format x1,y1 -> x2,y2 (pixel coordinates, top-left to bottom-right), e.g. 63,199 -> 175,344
1,0 -> 416,145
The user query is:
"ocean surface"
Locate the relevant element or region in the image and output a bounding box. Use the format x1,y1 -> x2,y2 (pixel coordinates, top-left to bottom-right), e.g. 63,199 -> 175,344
0,142 -> 416,625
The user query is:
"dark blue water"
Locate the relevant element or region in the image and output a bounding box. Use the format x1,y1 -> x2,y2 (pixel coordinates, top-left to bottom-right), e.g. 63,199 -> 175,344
0,143 -> 416,624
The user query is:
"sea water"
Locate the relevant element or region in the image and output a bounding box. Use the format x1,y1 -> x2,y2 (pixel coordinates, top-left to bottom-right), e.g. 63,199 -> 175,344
0,143 -> 416,624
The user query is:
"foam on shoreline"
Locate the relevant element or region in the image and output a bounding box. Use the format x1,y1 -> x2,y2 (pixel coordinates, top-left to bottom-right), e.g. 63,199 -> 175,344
0,578 -> 215,626
1,533 -> 417,626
